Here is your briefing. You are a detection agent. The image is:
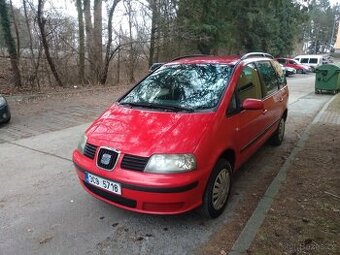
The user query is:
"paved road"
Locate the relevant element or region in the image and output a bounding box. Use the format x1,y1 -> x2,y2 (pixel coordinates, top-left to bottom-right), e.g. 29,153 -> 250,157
0,74 -> 333,254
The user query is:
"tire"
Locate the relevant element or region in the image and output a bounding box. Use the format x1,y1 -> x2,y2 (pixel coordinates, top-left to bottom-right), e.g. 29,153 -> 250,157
4,116 -> 11,123
270,117 -> 285,146
201,159 -> 232,218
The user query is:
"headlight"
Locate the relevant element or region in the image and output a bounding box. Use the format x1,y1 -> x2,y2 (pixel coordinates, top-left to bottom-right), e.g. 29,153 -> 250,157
145,154 -> 196,174
77,134 -> 87,154
0,96 -> 6,106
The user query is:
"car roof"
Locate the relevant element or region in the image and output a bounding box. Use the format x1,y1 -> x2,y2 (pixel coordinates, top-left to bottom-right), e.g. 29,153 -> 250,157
294,55 -> 325,58
166,55 -> 274,66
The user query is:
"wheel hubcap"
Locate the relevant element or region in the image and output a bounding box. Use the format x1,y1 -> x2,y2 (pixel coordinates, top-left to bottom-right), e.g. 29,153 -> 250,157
212,168 -> 230,210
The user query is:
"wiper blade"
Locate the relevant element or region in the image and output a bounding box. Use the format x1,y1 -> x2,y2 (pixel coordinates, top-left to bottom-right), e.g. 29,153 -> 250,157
120,102 -> 194,112
157,104 -> 195,112
120,102 -> 154,108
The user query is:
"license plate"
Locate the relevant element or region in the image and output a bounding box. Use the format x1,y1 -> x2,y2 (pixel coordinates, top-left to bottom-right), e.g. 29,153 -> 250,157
85,172 -> 121,195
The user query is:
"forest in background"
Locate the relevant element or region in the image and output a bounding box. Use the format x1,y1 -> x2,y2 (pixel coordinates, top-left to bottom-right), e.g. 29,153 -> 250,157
0,0 -> 339,91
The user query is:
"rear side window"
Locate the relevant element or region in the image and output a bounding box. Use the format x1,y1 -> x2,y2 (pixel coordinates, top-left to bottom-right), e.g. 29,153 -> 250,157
270,60 -> 286,88
256,61 -> 279,97
289,60 -> 296,64
309,58 -> 318,64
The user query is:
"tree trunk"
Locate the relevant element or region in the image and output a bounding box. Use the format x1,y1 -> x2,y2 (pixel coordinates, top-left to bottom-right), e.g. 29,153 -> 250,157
37,0 -> 63,87
148,0 -> 158,67
125,0 -> 135,83
93,0 -> 103,83
83,0 -> 93,81
76,0 -> 85,85
23,0 -> 39,87
0,0 -> 21,87
100,0 -> 121,85
9,0 -> 20,58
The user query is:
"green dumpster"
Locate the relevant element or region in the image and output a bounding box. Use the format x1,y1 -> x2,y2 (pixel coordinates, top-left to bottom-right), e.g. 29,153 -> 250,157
315,64 -> 340,94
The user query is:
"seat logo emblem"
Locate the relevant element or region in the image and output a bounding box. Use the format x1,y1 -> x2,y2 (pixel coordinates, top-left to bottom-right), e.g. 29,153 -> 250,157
101,153 -> 112,165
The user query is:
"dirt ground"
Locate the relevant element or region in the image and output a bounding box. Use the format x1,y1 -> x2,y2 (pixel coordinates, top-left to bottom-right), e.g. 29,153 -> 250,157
6,85 -> 131,119
247,99 -> 340,255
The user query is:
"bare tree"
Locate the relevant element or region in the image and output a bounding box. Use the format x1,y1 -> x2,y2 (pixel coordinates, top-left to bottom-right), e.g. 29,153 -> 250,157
0,0 -> 21,87
23,0 -> 41,88
76,0 -> 85,84
124,0 -> 136,83
148,0 -> 158,67
37,0 -> 63,87
93,0 -> 102,82
100,0 -> 121,85
9,0 -> 20,58
83,0 -> 93,81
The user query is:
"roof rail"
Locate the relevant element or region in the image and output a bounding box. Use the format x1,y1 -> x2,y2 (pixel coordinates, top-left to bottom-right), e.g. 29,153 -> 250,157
241,52 -> 274,60
170,54 -> 207,62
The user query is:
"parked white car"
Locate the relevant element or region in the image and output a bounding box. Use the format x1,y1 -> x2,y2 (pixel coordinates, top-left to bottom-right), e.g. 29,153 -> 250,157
294,55 -> 328,71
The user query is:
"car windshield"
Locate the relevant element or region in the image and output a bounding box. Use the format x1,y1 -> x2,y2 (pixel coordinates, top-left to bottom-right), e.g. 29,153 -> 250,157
120,64 -> 233,111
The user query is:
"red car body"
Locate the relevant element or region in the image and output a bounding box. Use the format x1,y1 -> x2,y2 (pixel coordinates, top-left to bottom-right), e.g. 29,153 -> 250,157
73,54 -> 289,217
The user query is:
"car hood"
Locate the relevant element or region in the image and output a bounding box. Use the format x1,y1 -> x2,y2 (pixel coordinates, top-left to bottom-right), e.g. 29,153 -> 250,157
86,104 -> 215,156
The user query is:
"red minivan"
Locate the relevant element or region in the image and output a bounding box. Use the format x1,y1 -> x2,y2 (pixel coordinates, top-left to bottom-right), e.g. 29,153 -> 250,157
73,52 -> 289,218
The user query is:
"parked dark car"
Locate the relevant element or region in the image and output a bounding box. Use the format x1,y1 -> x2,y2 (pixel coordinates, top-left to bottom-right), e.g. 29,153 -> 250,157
0,95 -> 11,124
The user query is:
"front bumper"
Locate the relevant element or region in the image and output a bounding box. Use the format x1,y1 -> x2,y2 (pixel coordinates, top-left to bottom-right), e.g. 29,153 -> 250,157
73,151 -> 207,215
0,104 -> 10,123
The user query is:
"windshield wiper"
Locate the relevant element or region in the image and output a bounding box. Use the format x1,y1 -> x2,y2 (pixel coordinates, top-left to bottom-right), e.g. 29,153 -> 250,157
120,102 -> 194,112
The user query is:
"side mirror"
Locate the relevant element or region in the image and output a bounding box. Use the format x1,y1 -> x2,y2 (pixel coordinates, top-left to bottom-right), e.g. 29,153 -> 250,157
242,98 -> 264,110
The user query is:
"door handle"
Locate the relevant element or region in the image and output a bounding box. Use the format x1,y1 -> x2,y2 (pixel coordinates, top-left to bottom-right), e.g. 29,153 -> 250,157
262,109 -> 268,114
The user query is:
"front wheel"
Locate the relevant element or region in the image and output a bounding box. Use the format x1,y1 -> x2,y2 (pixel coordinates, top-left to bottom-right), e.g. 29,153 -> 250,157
201,159 -> 232,218
269,117 -> 285,146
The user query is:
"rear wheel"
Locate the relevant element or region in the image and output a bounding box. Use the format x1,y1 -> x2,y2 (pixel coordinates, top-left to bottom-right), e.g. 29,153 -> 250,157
270,117 -> 285,146
201,159 -> 232,218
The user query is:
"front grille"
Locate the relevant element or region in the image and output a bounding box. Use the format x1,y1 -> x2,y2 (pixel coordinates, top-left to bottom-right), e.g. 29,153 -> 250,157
97,148 -> 119,170
84,143 -> 98,159
121,154 -> 149,171
84,181 -> 137,208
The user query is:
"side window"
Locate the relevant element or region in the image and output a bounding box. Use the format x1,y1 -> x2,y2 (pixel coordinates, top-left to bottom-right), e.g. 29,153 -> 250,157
301,58 -> 309,64
276,59 -> 285,64
309,58 -> 317,64
271,60 -> 286,89
256,61 -> 279,97
289,60 -> 295,64
236,64 -> 262,104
